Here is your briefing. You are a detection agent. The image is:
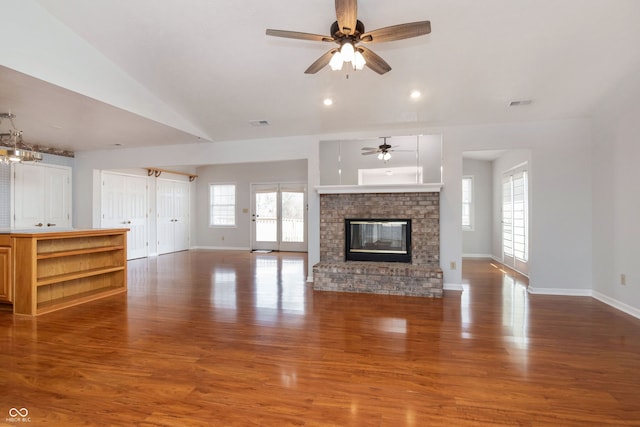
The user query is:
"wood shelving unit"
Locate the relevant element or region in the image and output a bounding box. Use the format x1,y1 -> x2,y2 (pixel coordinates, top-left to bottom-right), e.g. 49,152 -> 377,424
11,229 -> 128,316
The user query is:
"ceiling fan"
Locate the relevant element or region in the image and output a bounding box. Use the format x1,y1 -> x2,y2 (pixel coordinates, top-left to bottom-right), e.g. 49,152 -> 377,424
361,137 -> 408,161
265,0 -> 431,75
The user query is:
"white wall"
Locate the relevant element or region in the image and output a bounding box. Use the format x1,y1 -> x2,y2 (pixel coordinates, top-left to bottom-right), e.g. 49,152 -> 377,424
74,118 -> 594,294
462,158 -> 492,257
591,72 -> 640,317
194,160 -> 307,250
440,119 -> 593,292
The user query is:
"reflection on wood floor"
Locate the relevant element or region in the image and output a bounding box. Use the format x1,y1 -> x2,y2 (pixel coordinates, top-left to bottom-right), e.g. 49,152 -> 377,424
1,251 -> 639,426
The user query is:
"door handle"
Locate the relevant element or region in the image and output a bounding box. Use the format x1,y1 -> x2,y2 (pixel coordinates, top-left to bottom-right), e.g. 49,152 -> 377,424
47,223 -> 56,227
35,223 -> 43,227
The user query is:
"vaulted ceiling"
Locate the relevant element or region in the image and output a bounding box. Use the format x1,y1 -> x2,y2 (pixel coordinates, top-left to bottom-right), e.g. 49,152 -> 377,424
1,0 -> 639,153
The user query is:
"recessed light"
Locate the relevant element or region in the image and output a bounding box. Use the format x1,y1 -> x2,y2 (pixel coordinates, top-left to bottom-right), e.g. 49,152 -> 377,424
323,98 -> 333,106
410,90 -> 421,99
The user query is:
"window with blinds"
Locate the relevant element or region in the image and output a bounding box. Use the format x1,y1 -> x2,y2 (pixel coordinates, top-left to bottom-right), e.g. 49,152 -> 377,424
209,184 -> 236,227
462,176 -> 473,230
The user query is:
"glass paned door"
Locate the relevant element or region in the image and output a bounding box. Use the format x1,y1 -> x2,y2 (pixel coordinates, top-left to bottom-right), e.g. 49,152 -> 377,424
254,186 -> 278,245
502,166 -> 529,275
252,183 -> 307,252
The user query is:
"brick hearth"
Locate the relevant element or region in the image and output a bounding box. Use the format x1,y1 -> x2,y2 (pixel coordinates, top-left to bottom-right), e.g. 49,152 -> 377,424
313,192 -> 443,297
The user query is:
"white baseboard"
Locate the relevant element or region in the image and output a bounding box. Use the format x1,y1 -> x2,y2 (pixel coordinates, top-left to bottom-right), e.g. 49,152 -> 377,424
444,283 -> 463,291
190,246 -> 251,251
306,275 -> 314,283
462,253 -> 494,259
592,291 -> 640,320
527,286 -> 592,297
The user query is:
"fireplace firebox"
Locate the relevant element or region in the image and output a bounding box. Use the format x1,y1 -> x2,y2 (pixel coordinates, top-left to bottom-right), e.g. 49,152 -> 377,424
345,219 -> 411,263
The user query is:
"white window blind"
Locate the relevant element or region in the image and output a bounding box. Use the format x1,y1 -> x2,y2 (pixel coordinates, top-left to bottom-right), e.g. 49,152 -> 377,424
502,169 -> 528,261
462,176 -> 473,230
209,184 -> 236,226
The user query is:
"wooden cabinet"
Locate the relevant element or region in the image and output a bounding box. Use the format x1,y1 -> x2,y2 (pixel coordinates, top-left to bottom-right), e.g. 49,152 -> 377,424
0,235 -> 12,303
12,229 -> 128,316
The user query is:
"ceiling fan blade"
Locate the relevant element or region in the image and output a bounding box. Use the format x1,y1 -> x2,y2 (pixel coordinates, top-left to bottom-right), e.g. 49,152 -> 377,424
335,0 -> 358,35
361,151 -> 378,155
304,49 -> 338,74
266,29 -> 334,43
358,47 -> 391,75
361,146 -> 379,150
360,21 -> 431,43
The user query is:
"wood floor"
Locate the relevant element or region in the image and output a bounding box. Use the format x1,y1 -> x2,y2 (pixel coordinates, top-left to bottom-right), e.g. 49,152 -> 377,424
1,252 -> 639,426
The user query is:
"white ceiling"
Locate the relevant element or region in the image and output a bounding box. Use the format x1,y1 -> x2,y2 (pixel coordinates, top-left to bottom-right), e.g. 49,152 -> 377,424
1,0 -> 640,153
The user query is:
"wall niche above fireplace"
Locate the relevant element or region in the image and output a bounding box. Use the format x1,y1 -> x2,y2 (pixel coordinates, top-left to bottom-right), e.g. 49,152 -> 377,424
319,134 -> 442,186
345,219 -> 411,263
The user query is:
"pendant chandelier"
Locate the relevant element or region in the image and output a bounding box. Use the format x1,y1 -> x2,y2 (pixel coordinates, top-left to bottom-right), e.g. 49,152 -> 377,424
0,113 -> 42,164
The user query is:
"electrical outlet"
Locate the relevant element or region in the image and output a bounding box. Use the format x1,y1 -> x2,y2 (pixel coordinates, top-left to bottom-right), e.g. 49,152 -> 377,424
450,261 -> 457,270
621,274 -> 626,286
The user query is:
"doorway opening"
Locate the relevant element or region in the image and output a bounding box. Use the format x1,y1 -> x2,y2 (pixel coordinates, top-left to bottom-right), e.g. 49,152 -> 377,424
461,150 -> 530,277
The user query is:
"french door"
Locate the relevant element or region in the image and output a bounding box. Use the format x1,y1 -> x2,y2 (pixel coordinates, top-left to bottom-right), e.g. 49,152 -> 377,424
251,183 -> 307,252
502,165 -> 529,275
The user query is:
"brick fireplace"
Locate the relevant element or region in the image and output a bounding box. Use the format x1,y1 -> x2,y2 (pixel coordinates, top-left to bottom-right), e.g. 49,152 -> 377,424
313,191 -> 443,297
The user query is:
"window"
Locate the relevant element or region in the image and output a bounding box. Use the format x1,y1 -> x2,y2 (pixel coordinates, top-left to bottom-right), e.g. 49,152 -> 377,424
462,176 -> 473,230
209,184 -> 236,226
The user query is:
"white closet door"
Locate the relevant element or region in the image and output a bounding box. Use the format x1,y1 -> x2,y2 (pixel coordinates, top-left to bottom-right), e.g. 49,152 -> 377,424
101,172 -> 126,229
13,163 -> 45,228
43,166 -> 72,228
156,179 -> 175,255
101,171 -> 149,260
172,181 -> 190,252
126,175 -> 149,259
13,163 -> 71,229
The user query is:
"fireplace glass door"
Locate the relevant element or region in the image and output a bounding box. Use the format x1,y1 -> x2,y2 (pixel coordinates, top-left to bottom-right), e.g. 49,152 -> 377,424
345,219 -> 411,263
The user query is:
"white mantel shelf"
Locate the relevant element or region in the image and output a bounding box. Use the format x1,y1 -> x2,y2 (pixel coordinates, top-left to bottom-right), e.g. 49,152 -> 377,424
315,183 -> 442,194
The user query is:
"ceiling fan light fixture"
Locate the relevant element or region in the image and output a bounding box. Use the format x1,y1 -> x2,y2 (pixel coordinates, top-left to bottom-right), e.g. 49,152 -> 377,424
329,51 -> 344,70
383,152 -> 391,161
340,41 -> 355,63
353,50 -> 366,70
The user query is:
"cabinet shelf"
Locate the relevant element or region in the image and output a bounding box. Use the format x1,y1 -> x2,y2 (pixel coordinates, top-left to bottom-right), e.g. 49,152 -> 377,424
36,287 -> 126,316
11,228 -> 128,316
37,245 -> 125,260
37,266 -> 125,287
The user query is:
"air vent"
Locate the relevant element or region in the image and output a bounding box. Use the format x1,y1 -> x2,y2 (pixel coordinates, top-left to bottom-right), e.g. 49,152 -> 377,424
509,100 -> 533,107
249,119 -> 270,127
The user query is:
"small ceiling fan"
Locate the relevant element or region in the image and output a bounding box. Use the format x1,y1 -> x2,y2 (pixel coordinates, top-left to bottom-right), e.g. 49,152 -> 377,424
361,137 -> 408,161
266,0 -> 431,74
